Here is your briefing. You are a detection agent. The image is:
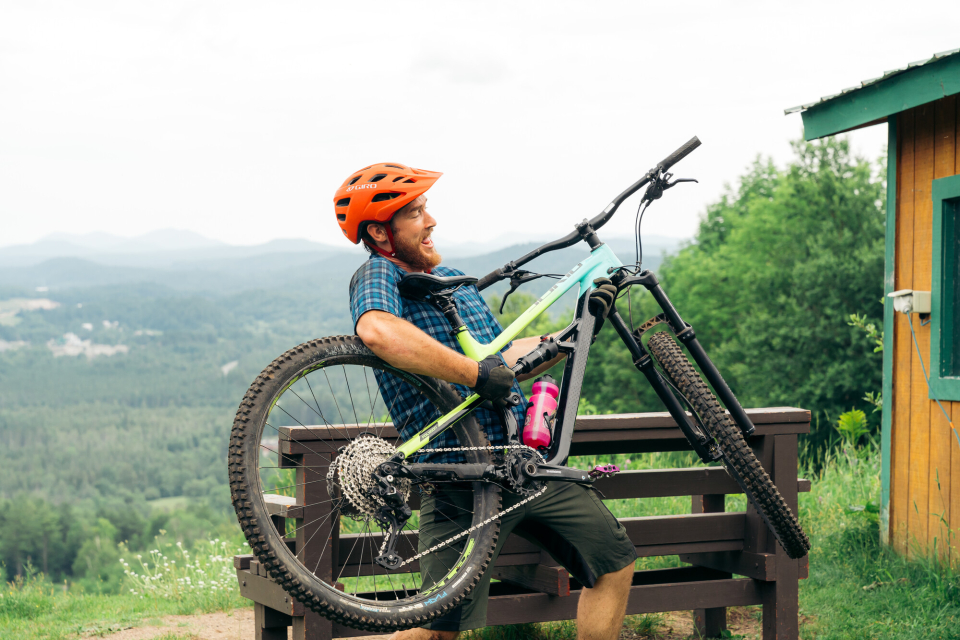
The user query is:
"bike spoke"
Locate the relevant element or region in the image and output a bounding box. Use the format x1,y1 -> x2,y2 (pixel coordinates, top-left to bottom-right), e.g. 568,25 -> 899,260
288,385 -> 353,443
324,369 -> 348,428
342,365 -> 362,428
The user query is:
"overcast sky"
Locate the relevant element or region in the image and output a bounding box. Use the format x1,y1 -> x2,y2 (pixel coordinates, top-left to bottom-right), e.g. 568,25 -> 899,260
2,1 -> 958,249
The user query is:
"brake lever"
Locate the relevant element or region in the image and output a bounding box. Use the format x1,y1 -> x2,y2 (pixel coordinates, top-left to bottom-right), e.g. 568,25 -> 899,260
499,270 -> 543,314
642,172 -> 698,203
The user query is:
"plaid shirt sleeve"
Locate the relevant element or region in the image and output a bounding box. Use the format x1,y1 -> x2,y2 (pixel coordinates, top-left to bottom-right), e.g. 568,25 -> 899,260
349,258 -> 403,332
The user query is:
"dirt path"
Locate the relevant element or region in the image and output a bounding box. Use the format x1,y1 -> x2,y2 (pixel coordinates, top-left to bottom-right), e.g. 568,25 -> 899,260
84,607 -> 763,639
80,609 -> 390,640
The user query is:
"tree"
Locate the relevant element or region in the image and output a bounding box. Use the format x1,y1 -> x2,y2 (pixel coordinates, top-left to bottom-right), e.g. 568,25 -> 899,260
582,138 -> 886,448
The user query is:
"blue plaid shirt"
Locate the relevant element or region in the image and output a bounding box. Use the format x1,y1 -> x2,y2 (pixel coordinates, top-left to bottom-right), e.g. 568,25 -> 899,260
349,256 -> 526,463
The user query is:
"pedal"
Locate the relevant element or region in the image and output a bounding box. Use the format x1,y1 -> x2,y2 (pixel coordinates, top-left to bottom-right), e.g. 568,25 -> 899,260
588,464 -> 620,479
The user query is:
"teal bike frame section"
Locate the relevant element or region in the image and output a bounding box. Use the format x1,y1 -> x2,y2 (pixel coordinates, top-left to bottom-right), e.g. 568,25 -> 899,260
396,243 -> 622,459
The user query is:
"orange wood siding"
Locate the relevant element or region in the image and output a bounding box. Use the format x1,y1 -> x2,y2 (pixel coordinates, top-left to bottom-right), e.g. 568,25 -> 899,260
890,98 -> 960,560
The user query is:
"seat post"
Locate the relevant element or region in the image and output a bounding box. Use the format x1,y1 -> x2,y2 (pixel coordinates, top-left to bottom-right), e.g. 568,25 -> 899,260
430,294 -> 467,335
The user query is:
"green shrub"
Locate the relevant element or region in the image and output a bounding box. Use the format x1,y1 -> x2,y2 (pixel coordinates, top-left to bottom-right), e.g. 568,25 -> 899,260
0,568 -> 55,621
120,535 -> 248,614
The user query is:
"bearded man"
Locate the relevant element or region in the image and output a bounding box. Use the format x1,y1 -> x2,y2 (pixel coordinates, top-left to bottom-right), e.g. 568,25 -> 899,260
336,163 -> 636,640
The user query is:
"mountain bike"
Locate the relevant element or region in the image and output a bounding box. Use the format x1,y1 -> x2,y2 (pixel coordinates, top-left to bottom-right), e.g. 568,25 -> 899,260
229,137 -> 810,633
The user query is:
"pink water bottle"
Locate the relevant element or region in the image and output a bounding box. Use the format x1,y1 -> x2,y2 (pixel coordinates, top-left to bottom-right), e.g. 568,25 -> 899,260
523,375 -> 559,449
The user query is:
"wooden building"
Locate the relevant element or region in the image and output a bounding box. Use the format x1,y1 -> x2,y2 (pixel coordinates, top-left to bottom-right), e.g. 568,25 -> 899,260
787,50 -> 960,556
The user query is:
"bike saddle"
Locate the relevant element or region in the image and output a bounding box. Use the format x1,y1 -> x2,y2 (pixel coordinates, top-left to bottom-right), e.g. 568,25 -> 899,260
398,273 -> 478,301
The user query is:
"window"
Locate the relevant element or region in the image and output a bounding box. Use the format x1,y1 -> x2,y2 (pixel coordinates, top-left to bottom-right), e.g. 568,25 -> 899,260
930,174 -> 960,400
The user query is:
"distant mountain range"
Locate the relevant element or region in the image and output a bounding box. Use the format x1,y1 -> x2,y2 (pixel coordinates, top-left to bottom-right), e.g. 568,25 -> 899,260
0,229 -> 688,301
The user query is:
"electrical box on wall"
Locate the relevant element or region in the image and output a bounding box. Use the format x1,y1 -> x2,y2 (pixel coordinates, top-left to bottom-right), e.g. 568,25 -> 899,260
887,289 -> 931,314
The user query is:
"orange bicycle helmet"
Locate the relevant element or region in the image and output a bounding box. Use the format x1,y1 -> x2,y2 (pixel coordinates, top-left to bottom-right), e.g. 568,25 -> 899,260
333,163 -> 442,256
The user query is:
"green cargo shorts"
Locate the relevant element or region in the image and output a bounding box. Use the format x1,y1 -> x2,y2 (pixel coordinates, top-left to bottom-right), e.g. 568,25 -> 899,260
417,481 -> 638,632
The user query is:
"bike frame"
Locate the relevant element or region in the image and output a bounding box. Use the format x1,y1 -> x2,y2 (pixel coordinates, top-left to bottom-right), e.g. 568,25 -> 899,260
395,242 -> 620,462
395,231 -> 757,467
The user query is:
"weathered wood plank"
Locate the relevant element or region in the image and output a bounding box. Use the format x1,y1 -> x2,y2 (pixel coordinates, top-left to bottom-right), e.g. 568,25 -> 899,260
679,550 -> 808,582
690,492 -> 727,638
278,408 -> 810,449
929,95 -> 956,562
910,102 -> 936,554
489,564 -> 570,596
234,554 -> 252,570
950,401 -> 960,567
237,568 -> 305,616
264,494 -> 303,519
333,513 -> 745,576
485,576 -> 763,625
325,568 -> 760,631
953,100 -> 960,567
254,603 -> 288,640
892,109 -> 916,555
586,468 -> 810,499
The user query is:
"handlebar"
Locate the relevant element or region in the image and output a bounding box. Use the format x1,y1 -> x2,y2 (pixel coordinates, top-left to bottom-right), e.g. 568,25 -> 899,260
658,136 -> 701,173
477,136 -> 700,291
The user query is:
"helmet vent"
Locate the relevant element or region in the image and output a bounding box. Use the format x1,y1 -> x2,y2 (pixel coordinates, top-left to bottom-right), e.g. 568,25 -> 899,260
369,174 -> 387,183
336,213 -> 347,221
371,192 -> 401,203
348,176 -> 361,185
392,176 -> 405,182
336,198 -> 350,207
403,178 -> 416,183
384,164 -> 406,169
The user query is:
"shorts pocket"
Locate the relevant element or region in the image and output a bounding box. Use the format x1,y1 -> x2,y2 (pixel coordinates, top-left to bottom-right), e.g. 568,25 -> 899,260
586,487 -> 628,540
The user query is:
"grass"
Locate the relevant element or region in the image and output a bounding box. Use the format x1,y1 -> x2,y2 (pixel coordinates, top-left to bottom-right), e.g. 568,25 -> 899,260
3,441 -> 959,639
0,539 -> 249,640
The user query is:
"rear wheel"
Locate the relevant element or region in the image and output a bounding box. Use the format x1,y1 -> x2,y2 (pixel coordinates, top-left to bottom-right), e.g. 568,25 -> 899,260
647,332 -> 811,559
229,336 -> 501,632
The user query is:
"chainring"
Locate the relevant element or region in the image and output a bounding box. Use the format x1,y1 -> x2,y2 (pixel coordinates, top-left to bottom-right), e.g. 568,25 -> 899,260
504,447 -> 546,497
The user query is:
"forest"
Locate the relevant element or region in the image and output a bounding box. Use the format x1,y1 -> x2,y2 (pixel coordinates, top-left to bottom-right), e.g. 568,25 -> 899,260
0,137 -> 885,589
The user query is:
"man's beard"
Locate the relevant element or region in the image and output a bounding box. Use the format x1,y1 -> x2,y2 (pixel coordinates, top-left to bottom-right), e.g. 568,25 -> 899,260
393,232 -> 442,271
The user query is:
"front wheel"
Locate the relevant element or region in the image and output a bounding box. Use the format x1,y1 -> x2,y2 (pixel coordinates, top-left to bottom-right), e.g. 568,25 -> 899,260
229,335 -> 502,632
647,332 -> 811,559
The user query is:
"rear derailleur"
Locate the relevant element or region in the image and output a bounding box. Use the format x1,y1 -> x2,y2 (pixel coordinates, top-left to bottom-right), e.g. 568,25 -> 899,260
367,470 -> 412,570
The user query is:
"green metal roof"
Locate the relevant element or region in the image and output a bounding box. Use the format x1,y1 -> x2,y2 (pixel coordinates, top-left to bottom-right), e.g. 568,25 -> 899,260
785,49 -> 960,140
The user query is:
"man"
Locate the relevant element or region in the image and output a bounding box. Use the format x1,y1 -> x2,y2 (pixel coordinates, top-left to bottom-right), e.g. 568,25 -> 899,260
337,163 -> 636,640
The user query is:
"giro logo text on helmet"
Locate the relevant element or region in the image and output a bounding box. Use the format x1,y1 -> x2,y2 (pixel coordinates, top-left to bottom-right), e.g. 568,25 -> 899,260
346,183 -> 378,192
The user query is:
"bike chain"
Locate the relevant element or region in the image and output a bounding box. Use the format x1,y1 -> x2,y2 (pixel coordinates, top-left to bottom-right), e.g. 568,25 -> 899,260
378,444 -> 548,569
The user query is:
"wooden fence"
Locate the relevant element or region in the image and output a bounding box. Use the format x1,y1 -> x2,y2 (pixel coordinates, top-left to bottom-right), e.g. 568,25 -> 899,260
234,406 -> 810,639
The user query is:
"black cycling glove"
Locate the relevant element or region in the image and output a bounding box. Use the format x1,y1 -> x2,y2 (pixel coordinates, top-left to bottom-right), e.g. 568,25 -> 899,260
588,277 -> 618,334
473,355 -> 516,401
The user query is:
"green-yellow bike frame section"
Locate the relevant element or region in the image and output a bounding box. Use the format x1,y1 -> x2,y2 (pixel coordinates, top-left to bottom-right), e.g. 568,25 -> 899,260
396,242 -> 622,459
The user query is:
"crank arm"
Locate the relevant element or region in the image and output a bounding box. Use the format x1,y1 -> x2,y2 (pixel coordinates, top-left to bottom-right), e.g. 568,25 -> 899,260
521,462 -> 594,484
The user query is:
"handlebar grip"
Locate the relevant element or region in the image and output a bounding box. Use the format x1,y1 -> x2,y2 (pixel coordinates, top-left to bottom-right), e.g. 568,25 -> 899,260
658,136 -> 701,172
476,269 -> 504,291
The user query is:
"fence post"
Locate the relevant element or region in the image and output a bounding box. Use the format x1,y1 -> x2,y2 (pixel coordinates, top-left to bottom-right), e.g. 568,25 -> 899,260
691,493 -> 728,637
295,451 -> 336,640
756,434 -> 800,640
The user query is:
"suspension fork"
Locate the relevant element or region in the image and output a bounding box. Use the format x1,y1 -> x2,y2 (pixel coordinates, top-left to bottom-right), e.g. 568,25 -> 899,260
606,309 -> 720,463
613,270 -> 756,437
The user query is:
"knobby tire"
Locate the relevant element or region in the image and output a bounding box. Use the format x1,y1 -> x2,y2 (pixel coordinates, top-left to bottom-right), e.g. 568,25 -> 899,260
229,335 -> 502,632
647,332 -> 811,559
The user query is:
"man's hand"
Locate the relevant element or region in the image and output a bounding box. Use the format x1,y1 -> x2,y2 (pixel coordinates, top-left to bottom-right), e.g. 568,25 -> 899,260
588,277 -> 618,335
473,355 -> 516,401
